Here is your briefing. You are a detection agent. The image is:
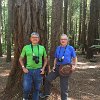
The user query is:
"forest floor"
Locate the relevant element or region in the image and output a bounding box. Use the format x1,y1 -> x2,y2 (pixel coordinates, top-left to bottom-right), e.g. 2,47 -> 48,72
0,54 -> 100,100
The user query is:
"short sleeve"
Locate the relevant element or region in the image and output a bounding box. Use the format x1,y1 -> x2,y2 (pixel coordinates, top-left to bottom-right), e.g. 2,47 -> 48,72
54,47 -> 58,58
43,47 -> 47,58
71,47 -> 76,58
20,46 -> 26,58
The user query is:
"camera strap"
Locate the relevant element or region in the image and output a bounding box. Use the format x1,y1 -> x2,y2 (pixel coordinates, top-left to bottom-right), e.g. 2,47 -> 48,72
58,45 -> 67,58
31,44 -> 39,57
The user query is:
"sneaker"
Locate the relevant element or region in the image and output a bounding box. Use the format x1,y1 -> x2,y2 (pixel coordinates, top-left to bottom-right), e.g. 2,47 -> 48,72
23,98 -> 28,100
39,93 -> 50,98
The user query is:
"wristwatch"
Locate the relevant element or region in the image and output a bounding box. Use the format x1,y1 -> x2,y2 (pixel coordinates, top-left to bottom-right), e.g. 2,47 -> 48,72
22,66 -> 25,68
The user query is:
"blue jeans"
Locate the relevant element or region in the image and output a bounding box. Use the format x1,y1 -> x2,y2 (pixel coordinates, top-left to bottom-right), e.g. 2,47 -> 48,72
23,68 -> 43,100
44,65 -> 69,100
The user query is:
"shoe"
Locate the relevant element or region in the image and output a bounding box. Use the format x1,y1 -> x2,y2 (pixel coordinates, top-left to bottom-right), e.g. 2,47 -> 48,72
23,98 -> 28,100
39,93 -> 50,98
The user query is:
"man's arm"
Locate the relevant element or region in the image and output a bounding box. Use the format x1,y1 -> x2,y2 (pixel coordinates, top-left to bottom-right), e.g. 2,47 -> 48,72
72,57 -> 77,65
53,58 -> 57,68
42,57 -> 47,70
19,56 -> 29,73
47,58 -> 51,73
52,58 -> 57,71
19,56 -> 25,67
40,56 -> 47,74
71,57 -> 77,71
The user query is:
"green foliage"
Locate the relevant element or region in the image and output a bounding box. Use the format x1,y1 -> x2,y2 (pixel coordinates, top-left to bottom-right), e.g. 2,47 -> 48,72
74,44 -> 80,49
0,0 -> 91,55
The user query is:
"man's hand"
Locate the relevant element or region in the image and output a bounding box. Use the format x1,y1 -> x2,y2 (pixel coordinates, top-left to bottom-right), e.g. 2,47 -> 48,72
22,67 -> 29,73
71,57 -> 77,72
72,65 -> 76,71
40,68 -> 45,75
48,69 -> 51,73
52,66 -> 56,72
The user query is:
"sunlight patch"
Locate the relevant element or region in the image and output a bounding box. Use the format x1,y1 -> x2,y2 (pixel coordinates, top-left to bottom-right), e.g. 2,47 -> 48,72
89,79 -> 95,81
77,62 -> 88,65
0,73 -> 9,77
0,70 -> 10,76
89,65 -> 97,68
68,97 -> 75,100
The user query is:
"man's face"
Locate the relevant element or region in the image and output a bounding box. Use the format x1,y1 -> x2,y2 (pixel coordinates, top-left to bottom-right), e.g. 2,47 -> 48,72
30,35 -> 40,44
60,36 -> 68,46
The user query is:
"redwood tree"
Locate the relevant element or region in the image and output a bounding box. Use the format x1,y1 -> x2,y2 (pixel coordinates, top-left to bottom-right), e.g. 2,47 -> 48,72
78,0 -> 82,45
81,0 -> 87,54
6,0 -> 13,62
50,0 -> 63,66
1,0 -> 47,99
63,0 -> 68,35
0,0 -> 2,57
86,0 -> 99,59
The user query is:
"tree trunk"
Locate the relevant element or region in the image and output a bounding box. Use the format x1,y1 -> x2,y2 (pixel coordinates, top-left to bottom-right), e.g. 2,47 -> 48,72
78,0 -> 82,45
47,0 -> 52,55
43,0 -> 48,51
50,0 -> 63,66
98,1 -> 100,39
63,0 -> 68,35
67,0 -> 71,35
86,0 -> 99,59
47,7 -> 50,53
0,0 -> 2,57
6,0 -> 13,62
98,1 -> 100,37
68,0 -> 74,46
1,0 -> 47,99
3,0 -> 7,52
81,0 -> 87,54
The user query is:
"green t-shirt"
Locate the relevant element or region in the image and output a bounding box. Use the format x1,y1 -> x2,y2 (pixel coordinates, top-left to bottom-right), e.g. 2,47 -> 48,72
20,44 -> 47,69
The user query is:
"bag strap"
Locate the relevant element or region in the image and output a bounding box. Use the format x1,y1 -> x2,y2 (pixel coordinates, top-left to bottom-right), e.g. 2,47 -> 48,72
31,44 -> 39,57
58,45 -> 67,58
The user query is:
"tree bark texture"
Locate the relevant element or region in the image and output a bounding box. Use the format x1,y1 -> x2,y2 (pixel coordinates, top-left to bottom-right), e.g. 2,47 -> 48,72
78,0 -> 82,45
1,0 -> 47,99
0,0 -> 2,57
6,0 -> 13,62
63,0 -> 68,35
50,0 -> 63,66
87,0 -> 99,59
81,0 -> 87,54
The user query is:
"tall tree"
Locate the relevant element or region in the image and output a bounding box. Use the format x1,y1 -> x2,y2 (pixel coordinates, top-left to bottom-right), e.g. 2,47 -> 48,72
81,0 -> 87,54
63,0 -> 68,35
50,0 -> 63,66
68,0 -> 75,46
78,0 -> 82,45
43,0 -> 48,51
1,0 -> 47,99
46,0 -> 52,54
6,0 -> 13,62
2,0 -> 7,52
86,0 -> 99,59
98,0 -> 100,37
0,0 -> 2,57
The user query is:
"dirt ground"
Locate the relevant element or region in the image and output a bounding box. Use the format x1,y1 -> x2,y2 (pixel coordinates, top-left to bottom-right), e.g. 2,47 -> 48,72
0,56 -> 12,94
0,54 -> 100,100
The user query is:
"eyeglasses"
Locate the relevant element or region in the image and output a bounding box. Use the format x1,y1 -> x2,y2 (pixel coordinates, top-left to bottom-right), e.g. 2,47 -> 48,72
60,39 -> 67,40
31,37 -> 39,39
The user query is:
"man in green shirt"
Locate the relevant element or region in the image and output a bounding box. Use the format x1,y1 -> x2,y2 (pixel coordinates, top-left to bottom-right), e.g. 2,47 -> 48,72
19,32 -> 47,100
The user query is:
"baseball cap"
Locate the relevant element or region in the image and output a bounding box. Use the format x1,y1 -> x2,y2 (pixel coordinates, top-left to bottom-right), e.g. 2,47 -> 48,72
30,32 -> 40,37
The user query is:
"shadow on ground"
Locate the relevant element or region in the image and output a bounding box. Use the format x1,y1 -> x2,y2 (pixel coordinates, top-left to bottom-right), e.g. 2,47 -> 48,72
69,67 -> 100,100
0,55 -> 100,100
